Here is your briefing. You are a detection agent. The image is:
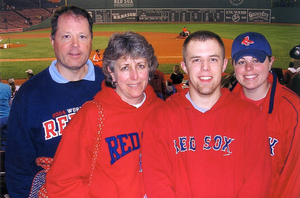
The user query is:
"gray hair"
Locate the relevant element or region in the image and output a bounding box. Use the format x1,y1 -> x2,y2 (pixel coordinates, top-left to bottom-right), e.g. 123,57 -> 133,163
102,31 -> 158,88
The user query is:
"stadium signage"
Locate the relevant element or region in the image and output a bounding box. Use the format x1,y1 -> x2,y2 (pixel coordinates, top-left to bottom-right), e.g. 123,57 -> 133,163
225,10 -> 247,22
248,10 -> 270,22
90,8 -> 271,23
113,12 -> 136,19
112,10 -> 137,22
249,11 -> 269,20
114,0 -> 134,7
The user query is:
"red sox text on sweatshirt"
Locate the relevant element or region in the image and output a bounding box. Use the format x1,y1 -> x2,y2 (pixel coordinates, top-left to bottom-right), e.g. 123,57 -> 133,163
143,88 -> 271,198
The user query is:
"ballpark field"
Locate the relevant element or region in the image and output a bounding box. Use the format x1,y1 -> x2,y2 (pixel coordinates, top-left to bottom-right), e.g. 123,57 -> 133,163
0,22 -> 299,80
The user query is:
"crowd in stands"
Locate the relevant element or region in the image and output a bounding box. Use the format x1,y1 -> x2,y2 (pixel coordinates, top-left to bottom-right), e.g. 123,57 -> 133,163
0,0 -> 57,30
0,8 -> 52,29
2,0 -> 57,10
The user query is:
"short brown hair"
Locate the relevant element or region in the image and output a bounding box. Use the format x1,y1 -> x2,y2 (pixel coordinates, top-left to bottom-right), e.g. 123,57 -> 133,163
51,5 -> 93,40
182,30 -> 225,62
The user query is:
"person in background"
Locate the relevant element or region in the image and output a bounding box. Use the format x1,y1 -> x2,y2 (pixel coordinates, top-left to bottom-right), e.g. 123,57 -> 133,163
143,30 -> 271,197
283,62 -> 297,89
271,67 -> 284,85
291,70 -> 300,96
5,5 -> 105,198
170,64 -> 184,92
221,71 -> 237,90
230,32 -> 300,198
93,49 -> 103,67
165,79 -> 176,99
0,72 -> 10,151
25,69 -> 34,79
149,69 -> 166,99
289,44 -> 300,96
45,31 -> 164,197
179,27 -> 187,38
7,78 -> 19,106
289,44 -> 300,69
179,27 -> 190,38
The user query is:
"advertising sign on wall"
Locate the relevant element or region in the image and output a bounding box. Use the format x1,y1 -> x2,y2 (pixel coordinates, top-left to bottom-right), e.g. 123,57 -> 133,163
225,10 -> 247,22
248,9 -> 271,22
112,9 -> 137,22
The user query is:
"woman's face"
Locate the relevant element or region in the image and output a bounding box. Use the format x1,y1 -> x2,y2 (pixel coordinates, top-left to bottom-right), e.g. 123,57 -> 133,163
110,56 -> 149,105
234,56 -> 274,92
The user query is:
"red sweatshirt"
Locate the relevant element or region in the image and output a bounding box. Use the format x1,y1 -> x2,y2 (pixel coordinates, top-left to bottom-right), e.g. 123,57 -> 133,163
232,72 -> 300,198
143,88 -> 271,198
45,82 -> 164,197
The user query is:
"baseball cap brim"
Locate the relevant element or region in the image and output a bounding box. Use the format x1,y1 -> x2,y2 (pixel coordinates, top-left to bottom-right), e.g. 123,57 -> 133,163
233,49 -> 268,65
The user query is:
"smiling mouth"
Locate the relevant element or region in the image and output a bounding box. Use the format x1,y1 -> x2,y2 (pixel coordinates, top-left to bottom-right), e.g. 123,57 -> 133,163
244,74 -> 258,79
128,83 -> 140,87
200,76 -> 212,80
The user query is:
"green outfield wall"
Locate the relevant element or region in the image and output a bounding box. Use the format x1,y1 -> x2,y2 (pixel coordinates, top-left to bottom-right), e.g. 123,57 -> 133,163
271,7 -> 300,24
55,0 -> 299,24
61,0 -> 270,9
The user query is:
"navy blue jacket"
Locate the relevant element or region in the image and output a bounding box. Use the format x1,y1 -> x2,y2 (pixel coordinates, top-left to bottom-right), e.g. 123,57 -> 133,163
5,64 -> 104,198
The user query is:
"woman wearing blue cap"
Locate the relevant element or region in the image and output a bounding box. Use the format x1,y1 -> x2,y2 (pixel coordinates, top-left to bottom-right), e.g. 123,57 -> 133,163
230,32 -> 300,198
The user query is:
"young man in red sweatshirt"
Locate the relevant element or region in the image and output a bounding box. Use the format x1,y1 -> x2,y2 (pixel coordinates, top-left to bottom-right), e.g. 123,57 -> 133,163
142,30 -> 271,198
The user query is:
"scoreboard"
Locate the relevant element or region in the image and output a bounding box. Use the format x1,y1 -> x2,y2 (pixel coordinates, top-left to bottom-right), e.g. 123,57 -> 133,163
89,8 -> 270,23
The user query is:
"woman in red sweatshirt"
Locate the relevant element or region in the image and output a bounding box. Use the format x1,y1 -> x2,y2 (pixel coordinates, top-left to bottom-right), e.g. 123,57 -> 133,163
231,32 -> 300,198
44,31 -> 164,197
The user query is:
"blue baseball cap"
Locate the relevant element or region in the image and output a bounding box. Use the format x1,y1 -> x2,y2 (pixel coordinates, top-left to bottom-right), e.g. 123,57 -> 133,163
231,32 -> 272,64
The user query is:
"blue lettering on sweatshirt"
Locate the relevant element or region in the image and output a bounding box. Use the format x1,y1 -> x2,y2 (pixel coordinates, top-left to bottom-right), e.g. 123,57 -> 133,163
106,132 -> 140,165
203,135 -> 234,156
269,137 -> 278,156
174,136 -> 196,154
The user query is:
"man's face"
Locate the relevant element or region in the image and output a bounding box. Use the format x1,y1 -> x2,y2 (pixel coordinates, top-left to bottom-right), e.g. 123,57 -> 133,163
181,39 -> 227,98
51,13 -> 92,72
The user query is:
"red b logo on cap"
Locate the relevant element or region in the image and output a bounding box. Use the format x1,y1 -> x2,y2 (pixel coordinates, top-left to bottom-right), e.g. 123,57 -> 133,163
241,36 -> 254,46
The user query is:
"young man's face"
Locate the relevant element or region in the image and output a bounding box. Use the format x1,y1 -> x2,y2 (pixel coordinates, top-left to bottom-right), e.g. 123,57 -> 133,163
181,39 -> 227,98
233,56 -> 274,92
